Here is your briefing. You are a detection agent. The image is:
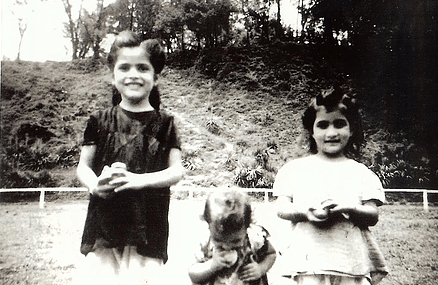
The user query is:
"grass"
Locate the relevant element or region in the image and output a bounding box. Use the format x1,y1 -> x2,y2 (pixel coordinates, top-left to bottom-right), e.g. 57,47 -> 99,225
0,200 -> 436,285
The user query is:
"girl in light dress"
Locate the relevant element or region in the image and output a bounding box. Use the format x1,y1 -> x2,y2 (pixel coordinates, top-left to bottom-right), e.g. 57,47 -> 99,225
274,87 -> 388,285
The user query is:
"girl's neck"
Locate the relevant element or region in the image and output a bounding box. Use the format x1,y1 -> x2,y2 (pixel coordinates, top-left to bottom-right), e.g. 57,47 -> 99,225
119,100 -> 155,113
314,152 -> 348,162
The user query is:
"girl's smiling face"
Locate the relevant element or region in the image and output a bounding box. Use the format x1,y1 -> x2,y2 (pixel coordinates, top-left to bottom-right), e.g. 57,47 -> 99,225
113,46 -> 156,106
312,108 -> 352,158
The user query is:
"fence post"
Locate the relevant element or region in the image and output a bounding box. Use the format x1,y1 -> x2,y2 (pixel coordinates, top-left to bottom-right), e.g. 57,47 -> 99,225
423,190 -> 429,213
39,190 -> 45,209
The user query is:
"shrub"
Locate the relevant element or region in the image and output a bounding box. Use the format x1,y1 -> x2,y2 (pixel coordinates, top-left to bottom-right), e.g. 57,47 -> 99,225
205,120 -> 221,135
233,146 -> 276,189
368,144 -> 435,189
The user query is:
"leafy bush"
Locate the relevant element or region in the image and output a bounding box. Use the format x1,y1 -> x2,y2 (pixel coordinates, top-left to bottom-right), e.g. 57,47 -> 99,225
205,120 -> 221,135
4,139 -> 79,172
368,144 -> 435,189
233,146 -> 276,189
0,163 -> 56,189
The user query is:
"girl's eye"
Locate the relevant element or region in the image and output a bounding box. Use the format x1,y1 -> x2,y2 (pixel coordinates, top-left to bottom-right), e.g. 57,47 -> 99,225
118,64 -> 130,71
215,245 -> 225,251
316,121 -> 329,129
137,64 -> 150,72
333,119 -> 348,128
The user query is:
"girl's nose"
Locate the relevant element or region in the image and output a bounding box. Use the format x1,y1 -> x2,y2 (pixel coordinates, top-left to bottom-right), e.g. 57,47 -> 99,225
326,125 -> 338,137
127,67 -> 139,78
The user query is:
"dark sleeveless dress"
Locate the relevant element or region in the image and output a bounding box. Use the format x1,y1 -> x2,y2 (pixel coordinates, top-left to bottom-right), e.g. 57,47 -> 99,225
80,106 -> 181,263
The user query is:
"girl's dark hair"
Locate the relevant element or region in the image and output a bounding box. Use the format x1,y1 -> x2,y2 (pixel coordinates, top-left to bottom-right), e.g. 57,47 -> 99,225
302,86 -> 364,157
203,190 -> 252,236
107,30 -> 166,110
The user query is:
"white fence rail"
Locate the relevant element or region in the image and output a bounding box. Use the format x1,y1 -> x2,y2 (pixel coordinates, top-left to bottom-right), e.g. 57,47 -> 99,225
1,187 -> 437,212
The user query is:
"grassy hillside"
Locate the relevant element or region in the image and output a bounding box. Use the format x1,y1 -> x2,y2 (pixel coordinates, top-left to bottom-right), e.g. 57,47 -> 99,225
1,43 -> 436,197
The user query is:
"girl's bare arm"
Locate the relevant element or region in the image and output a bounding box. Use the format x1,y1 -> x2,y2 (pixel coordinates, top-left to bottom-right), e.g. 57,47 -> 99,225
239,242 -> 277,282
276,195 -> 308,224
188,258 -> 224,284
76,145 -> 99,192
330,200 -> 379,227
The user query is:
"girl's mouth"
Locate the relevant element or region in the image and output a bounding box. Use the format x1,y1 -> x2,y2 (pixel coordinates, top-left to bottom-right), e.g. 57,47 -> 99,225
325,140 -> 340,143
125,81 -> 144,87
126,83 -> 143,87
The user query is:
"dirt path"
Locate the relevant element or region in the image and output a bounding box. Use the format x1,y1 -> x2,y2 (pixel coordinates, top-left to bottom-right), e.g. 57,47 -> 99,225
156,68 -> 304,188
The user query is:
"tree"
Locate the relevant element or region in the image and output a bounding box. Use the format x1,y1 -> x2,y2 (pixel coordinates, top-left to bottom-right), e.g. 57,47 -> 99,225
62,0 -> 81,59
106,0 -> 162,38
238,0 -> 286,44
302,0 -> 438,169
10,0 -> 32,61
136,0 -> 161,38
183,0 -> 235,49
62,0 -> 110,60
154,1 -> 185,52
89,0 -> 107,59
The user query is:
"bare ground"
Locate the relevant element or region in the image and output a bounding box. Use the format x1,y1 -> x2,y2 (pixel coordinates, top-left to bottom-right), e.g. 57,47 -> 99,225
0,200 -> 437,285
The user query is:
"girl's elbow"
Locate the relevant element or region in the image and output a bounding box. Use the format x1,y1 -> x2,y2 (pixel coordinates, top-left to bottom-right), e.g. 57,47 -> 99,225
173,165 -> 185,183
368,214 -> 379,226
188,271 -> 204,284
76,163 -> 86,180
367,207 -> 379,226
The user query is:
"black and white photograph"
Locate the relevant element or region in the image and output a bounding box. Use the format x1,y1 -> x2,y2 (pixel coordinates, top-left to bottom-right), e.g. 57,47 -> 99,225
1,0 -> 437,284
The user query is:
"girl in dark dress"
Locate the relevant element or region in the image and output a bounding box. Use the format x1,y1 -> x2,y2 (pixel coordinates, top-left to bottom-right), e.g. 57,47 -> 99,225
76,30 -> 183,285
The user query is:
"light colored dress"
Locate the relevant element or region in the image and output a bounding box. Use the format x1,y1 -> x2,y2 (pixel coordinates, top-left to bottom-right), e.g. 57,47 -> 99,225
273,155 -> 388,285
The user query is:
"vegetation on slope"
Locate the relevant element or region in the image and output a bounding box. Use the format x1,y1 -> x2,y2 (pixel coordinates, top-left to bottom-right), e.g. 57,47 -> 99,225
1,43 -> 437,202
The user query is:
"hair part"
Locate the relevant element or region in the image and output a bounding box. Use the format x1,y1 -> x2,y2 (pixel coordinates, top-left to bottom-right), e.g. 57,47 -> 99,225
107,30 -> 166,110
302,86 -> 364,157
203,190 -> 252,236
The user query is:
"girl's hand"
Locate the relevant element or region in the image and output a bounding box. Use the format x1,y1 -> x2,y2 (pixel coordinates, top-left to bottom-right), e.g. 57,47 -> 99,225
308,200 -> 338,222
91,164 -> 127,198
239,255 -> 263,282
211,247 -> 238,270
326,200 -> 355,217
110,171 -> 144,192
331,200 -> 379,227
308,207 -> 330,221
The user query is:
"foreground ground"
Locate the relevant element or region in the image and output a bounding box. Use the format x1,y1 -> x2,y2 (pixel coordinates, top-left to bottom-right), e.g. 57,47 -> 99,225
0,199 -> 437,285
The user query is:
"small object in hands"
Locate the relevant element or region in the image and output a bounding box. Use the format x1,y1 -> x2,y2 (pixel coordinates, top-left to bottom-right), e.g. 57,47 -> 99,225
321,199 -> 337,210
97,163 -> 127,197
97,166 -> 115,190
110,162 -> 127,179
221,250 -> 239,267
312,207 -> 330,221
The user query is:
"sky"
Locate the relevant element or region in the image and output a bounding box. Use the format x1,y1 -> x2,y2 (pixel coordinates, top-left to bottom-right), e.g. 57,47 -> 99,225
1,0 -> 301,62
2,0 -> 71,61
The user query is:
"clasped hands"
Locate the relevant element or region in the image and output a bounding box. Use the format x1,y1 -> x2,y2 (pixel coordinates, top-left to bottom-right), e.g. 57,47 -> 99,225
91,162 -> 143,198
308,199 -> 353,222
